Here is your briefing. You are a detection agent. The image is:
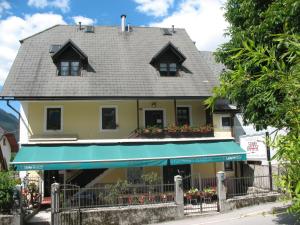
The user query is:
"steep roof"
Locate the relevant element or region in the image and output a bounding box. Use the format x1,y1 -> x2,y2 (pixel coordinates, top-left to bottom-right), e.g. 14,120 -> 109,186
1,25 -> 220,99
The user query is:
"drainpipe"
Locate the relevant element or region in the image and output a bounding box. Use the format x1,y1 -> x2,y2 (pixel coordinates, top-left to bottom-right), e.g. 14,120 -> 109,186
6,100 -> 20,120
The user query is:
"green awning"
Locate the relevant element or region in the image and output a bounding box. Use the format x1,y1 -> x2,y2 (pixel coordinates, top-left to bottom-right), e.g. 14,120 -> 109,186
12,140 -> 246,171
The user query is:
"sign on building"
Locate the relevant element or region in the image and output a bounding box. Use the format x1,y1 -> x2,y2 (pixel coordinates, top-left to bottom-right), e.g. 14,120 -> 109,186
240,134 -> 267,161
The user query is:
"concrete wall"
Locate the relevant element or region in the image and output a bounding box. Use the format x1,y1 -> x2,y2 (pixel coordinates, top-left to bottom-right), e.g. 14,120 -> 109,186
0,214 -> 21,225
58,204 -> 182,225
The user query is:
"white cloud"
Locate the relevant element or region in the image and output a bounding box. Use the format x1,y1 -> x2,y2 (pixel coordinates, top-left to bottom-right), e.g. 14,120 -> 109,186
0,1 -> 11,17
0,13 -> 66,84
72,16 -> 96,25
151,0 -> 229,51
27,0 -> 70,12
134,0 -> 174,17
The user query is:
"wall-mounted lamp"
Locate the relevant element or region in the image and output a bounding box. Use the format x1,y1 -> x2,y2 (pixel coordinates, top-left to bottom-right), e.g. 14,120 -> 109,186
151,102 -> 157,108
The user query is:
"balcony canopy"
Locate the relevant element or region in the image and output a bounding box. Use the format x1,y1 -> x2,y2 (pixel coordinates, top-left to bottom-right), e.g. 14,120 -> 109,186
12,140 -> 246,171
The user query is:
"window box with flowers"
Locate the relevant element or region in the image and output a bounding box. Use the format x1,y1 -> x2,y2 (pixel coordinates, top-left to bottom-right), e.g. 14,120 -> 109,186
133,125 -> 214,138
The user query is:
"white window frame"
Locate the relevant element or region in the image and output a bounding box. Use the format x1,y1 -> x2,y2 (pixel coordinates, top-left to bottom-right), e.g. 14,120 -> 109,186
44,106 -> 63,132
100,105 -> 119,132
176,105 -> 192,126
143,108 -> 167,128
220,114 -> 231,128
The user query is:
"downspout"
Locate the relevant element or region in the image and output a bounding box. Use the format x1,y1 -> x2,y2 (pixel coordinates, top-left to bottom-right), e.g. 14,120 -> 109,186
6,100 -> 20,120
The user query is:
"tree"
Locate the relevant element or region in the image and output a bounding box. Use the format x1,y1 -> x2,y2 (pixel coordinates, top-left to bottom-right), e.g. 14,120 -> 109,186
206,0 -> 300,214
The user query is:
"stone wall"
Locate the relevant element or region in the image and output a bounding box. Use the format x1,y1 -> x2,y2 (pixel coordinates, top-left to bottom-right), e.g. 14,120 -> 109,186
0,214 -> 21,225
223,193 -> 282,212
58,203 -> 182,225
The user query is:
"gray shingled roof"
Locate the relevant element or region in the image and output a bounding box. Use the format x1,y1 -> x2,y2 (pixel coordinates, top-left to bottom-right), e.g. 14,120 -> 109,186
1,25 -> 221,99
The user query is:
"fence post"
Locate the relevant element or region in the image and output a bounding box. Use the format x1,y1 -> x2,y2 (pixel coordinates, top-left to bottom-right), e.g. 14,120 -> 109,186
217,171 -> 226,212
174,175 -> 184,218
51,183 -> 60,225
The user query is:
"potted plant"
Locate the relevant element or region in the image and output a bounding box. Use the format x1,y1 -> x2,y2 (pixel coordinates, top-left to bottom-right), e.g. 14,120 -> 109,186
203,187 -> 217,198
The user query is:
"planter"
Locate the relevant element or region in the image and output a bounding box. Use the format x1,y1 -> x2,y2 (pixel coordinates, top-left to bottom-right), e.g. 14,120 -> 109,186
136,130 -> 214,139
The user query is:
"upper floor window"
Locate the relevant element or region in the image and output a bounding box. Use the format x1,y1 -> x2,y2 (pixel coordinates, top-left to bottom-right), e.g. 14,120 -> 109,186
101,107 -> 118,130
46,107 -> 62,131
221,116 -> 232,127
59,61 -> 80,76
159,63 -> 177,76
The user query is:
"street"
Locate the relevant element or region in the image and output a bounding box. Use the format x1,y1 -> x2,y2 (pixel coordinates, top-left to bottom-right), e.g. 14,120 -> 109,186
151,202 -> 299,225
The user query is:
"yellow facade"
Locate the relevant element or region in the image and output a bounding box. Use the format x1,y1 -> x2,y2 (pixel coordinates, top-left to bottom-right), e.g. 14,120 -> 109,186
27,100 -> 230,140
90,163 -> 232,185
25,100 -> 235,184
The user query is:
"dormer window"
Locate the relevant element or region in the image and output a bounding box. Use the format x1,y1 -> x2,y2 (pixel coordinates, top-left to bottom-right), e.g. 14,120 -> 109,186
59,61 -> 80,76
51,39 -> 88,77
150,42 -> 186,77
159,63 -> 177,76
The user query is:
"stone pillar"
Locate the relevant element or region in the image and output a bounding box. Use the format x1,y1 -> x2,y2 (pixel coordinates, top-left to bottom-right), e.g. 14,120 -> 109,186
174,175 -> 184,218
217,171 -> 226,212
51,183 -> 60,225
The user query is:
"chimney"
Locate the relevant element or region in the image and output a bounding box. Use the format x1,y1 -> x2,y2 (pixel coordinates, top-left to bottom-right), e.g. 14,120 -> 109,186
79,21 -> 82,30
172,25 -> 175,33
121,14 -> 126,32
127,23 -> 130,32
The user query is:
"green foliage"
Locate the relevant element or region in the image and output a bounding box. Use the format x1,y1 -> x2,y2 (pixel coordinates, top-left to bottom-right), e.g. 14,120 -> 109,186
102,180 -> 129,205
141,172 -> 160,185
0,171 -> 18,213
207,0 -> 300,214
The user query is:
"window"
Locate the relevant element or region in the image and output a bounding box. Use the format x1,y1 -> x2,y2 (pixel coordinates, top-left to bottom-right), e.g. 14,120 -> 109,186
159,63 -> 177,76
46,107 -> 62,131
101,107 -> 117,130
127,167 -> 143,184
59,61 -> 80,76
224,161 -> 233,171
177,107 -> 190,126
221,116 -> 232,127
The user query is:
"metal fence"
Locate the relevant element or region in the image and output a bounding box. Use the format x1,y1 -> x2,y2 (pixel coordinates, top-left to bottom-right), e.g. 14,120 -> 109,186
182,175 -> 218,214
59,183 -> 175,210
225,175 -> 279,199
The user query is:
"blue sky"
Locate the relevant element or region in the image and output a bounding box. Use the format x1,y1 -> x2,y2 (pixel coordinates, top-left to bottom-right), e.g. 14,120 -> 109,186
0,0 -> 228,116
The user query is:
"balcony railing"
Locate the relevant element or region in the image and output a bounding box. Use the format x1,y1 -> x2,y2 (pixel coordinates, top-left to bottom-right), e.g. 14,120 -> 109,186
130,125 -> 214,139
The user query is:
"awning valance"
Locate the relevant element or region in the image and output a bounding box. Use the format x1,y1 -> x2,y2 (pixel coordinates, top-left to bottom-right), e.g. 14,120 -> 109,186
12,140 -> 246,171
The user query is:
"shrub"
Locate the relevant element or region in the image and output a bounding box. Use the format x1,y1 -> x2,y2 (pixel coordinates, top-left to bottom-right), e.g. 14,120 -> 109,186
0,171 -> 18,213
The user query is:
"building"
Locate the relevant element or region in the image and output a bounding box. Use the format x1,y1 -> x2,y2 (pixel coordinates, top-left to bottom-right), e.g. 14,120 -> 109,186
0,126 -> 18,171
1,16 -> 246,198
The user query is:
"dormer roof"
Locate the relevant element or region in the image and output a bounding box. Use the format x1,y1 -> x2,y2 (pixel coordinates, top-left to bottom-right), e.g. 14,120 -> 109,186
51,39 -> 88,64
150,42 -> 186,66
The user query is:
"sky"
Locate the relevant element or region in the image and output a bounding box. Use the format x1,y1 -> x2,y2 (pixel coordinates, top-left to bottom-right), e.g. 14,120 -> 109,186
0,0 -> 229,116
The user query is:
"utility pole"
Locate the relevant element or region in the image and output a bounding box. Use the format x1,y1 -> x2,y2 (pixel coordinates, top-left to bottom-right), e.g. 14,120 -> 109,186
266,131 -> 273,191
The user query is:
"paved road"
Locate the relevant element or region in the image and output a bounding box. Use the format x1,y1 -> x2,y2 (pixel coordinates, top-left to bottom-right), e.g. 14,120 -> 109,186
152,202 -> 299,225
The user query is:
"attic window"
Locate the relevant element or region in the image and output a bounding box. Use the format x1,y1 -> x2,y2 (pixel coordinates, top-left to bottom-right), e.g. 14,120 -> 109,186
59,61 -> 80,76
159,63 -> 177,76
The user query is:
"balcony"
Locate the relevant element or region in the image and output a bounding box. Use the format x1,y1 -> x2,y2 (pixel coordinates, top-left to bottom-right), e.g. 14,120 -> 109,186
130,125 -> 214,139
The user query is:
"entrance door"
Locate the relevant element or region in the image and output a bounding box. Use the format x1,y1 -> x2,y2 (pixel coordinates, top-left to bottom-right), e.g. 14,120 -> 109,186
44,170 -> 60,197
163,164 -> 191,189
145,110 -> 164,128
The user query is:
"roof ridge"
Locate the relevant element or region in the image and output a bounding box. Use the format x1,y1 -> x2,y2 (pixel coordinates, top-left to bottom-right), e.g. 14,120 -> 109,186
20,24 -> 61,43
